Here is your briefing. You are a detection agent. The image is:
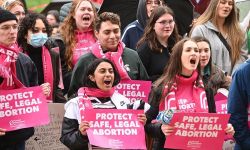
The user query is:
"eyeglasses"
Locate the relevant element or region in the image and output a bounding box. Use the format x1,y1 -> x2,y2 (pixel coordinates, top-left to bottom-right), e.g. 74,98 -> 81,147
147,0 -> 160,5
156,20 -> 174,26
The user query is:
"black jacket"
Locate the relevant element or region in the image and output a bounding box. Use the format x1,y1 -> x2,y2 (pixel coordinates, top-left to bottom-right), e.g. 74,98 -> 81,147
60,118 -> 89,150
25,40 -> 66,103
45,39 -> 67,103
49,37 -> 72,95
0,52 -> 37,148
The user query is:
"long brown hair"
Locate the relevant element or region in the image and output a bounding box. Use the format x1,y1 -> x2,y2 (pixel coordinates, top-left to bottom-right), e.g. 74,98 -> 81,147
59,0 -> 97,70
154,38 -> 202,91
190,0 -> 244,68
137,6 -> 180,52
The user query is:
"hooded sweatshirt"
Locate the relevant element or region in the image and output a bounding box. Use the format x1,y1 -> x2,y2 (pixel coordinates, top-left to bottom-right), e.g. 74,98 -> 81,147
121,0 -> 148,50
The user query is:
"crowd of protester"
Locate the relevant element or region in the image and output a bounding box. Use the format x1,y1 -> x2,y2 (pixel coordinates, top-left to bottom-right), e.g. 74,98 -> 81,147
0,0 -> 250,149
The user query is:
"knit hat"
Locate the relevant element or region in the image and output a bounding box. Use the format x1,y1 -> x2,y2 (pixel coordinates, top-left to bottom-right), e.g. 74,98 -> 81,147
0,9 -> 17,24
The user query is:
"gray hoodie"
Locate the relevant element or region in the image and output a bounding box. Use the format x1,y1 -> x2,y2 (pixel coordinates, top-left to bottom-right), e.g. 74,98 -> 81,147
191,21 -> 247,75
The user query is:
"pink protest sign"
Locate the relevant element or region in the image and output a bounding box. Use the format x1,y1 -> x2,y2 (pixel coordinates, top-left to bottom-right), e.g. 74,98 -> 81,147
84,109 -> 146,149
215,100 -> 228,114
115,80 -> 151,103
165,112 -> 230,150
214,92 -> 228,114
0,86 -> 49,131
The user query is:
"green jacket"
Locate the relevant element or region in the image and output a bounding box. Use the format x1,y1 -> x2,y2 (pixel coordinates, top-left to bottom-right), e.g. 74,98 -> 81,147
68,47 -> 149,97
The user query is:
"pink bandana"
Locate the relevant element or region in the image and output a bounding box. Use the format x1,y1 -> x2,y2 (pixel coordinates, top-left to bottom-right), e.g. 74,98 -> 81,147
159,71 -> 208,113
78,87 -> 115,97
91,41 -> 131,80
0,44 -> 23,89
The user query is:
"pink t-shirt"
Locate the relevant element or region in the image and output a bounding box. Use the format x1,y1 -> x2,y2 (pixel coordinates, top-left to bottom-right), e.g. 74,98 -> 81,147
72,29 -> 96,66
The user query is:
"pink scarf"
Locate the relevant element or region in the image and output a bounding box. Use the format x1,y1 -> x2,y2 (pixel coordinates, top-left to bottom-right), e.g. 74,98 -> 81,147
78,87 -> 115,97
42,46 -> 54,101
78,87 -> 115,115
0,44 -> 23,89
51,47 -> 64,89
159,71 -> 208,113
91,41 -> 131,80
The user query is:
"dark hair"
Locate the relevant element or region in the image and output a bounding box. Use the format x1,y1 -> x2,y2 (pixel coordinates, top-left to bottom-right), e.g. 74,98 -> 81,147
94,12 -> 121,32
192,36 -> 213,73
137,6 -> 180,53
82,59 -> 121,88
17,13 -> 52,51
47,10 -> 60,23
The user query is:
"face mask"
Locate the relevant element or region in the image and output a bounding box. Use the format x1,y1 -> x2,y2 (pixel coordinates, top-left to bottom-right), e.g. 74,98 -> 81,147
29,33 -> 48,48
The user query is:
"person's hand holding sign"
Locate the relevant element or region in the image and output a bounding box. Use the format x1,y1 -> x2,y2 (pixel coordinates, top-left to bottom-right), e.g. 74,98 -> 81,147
225,123 -> 235,136
79,121 -> 90,135
0,128 -> 6,136
41,82 -> 51,97
161,124 -> 174,136
137,114 -> 147,125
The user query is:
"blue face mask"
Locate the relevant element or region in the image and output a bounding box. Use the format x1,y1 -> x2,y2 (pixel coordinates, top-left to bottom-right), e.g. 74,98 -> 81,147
29,33 -> 48,48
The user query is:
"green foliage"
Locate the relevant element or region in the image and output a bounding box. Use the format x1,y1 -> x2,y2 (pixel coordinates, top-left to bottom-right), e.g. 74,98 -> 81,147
25,0 -> 51,12
236,1 -> 250,22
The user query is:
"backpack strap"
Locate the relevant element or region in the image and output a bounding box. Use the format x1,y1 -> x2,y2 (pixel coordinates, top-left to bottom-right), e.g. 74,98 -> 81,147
214,31 -> 231,55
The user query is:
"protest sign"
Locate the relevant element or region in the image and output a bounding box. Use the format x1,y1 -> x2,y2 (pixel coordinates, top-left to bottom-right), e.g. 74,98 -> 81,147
0,86 -> 49,131
115,80 -> 151,103
165,112 -> 230,150
26,103 -> 68,150
84,109 -> 146,149
214,92 -> 228,114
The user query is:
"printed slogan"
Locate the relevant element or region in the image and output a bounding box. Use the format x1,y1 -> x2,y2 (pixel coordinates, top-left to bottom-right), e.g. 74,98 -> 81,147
84,109 -> 146,149
214,92 -> 228,114
165,113 -> 230,150
115,80 -> 151,103
0,86 -> 49,131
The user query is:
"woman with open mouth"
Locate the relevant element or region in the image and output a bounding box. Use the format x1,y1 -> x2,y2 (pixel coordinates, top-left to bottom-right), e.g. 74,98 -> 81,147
60,58 -> 150,150
59,0 -> 98,94
145,38 -> 235,149
190,0 -> 246,76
